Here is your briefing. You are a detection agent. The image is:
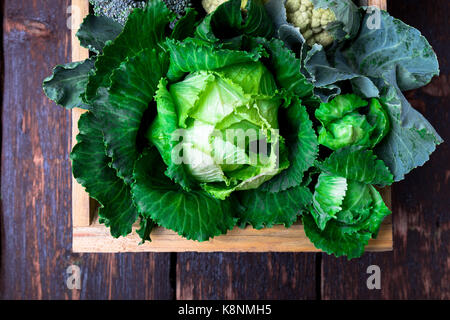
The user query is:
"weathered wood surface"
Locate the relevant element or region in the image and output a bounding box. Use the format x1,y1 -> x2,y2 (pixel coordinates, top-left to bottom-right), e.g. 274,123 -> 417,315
321,0 -> 450,299
0,0 -> 448,300
0,0 -> 172,300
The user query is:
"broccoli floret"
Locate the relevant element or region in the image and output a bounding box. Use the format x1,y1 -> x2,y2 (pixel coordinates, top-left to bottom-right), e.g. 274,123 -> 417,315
163,0 -> 191,16
90,0 -> 147,25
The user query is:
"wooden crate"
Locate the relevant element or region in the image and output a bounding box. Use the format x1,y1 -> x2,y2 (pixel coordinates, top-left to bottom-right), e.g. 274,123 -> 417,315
71,0 -> 392,253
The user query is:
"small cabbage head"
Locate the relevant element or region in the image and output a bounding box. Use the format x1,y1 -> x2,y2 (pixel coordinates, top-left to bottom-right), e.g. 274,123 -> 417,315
315,94 -> 390,150
303,147 -> 393,259
147,61 -> 288,200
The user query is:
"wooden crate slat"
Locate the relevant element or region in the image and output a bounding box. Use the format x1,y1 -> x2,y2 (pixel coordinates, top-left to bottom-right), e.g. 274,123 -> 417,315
71,0 -> 392,253
71,0 -> 90,227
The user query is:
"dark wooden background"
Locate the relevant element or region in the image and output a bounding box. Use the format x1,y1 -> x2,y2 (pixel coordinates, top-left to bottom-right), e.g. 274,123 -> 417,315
1,0 -> 448,300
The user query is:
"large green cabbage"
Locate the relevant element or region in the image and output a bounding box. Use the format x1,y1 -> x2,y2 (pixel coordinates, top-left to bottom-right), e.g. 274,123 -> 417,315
43,0 -> 317,242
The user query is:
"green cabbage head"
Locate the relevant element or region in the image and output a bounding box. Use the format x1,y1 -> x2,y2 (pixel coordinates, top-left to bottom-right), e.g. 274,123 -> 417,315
147,62 -> 289,200
315,94 -> 390,150
43,0 -> 318,242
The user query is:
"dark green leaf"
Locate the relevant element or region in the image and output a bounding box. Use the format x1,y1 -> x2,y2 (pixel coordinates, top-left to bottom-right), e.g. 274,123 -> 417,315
196,0 -> 274,44
71,112 -> 139,237
132,150 -> 238,241
318,146 -> 394,187
303,214 -> 371,259
264,38 -> 314,99
136,215 -> 156,244
85,2 -> 173,101
259,98 -> 318,192
76,14 -> 123,54
238,185 -> 312,229
43,58 -> 95,109
95,48 -> 168,183
171,7 -> 199,40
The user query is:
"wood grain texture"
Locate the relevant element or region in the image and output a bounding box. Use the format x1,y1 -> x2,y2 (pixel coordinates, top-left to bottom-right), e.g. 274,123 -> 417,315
71,0 -> 90,228
321,0 -> 450,300
73,221 -> 393,253
0,0 -> 172,300
177,253 -> 317,299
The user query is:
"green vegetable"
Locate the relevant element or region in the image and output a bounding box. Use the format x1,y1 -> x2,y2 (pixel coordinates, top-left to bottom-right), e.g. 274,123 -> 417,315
44,0 -> 316,242
304,146 -> 393,259
147,61 -> 289,200
315,94 -> 389,150
42,0 -> 441,259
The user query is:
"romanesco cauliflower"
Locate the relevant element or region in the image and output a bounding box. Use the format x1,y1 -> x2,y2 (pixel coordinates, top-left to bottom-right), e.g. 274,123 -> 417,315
285,0 -> 336,47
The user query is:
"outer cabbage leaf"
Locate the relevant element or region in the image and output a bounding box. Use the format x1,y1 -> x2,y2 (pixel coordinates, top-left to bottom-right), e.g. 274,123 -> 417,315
238,185 -> 312,229
43,58 -> 95,110
94,48 -> 168,183
166,38 -> 264,81
343,10 -> 439,91
196,0 -> 274,45
71,112 -> 140,237
304,44 -> 379,101
76,14 -> 123,54
136,215 -> 156,244
262,38 -> 315,100
171,7 -> 199,40
132,150 -> 238,241
85,1 -> 173,101
317,146 -> 394,187
374,72 -> 443,181
259,98 -> 318,192
303,214 -> 371,259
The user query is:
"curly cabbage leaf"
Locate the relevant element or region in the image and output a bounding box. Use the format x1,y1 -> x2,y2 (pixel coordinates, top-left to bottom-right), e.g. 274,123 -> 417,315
305,146 -> 392,258
315,94 -> 390,150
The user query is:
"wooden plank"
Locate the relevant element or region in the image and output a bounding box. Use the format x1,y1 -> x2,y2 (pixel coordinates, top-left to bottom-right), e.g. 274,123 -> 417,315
71,0 -> 90,227
0,0 -> 172,299
73,221 -> 392,253
360,0 -> 387,9
321,0 -> 450,299
177,253 -> 317,299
